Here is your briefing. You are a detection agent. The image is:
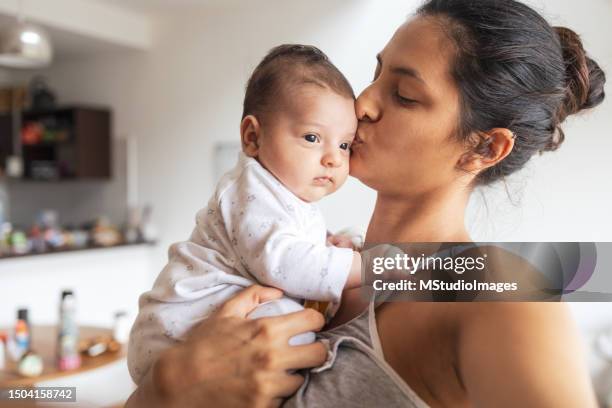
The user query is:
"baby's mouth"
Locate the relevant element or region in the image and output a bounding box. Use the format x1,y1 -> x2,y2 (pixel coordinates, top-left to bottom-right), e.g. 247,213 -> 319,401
313,176 -> 333,185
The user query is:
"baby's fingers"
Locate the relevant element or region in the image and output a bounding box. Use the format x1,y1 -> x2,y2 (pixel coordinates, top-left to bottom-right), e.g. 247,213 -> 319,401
217,285 -> 283,318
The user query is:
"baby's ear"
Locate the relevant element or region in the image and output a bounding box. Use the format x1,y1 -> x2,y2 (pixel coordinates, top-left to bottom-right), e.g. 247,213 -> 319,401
240,115 -> 262,157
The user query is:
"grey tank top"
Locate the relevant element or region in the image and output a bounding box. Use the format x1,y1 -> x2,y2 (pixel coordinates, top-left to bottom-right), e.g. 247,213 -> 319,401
283,300 -> 429,408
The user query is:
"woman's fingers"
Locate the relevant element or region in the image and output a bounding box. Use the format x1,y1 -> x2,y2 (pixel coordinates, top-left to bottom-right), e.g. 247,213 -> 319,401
263,308 -> 326,339
269,372 -> 306,398
277,341 -> 329,370
217,285 -> 283,318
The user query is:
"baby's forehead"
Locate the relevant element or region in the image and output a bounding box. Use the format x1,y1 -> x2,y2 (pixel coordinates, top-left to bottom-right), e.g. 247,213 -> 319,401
274,83 -> 357,136
285,82 -> 351,107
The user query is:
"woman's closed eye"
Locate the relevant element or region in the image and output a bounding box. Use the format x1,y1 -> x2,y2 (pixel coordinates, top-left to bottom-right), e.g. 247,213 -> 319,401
304,133 -> 320,143
395,91 -> 418,106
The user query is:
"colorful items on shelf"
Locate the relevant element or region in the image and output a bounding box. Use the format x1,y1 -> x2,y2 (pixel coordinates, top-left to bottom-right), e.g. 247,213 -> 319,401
21,121 -> 69,145
8,229 -> 28,255
91,217 -> 122,247
0,210 -> 133,257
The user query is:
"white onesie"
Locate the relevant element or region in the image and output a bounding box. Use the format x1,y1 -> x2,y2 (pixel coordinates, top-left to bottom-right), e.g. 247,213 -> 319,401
127,152 -> 354,384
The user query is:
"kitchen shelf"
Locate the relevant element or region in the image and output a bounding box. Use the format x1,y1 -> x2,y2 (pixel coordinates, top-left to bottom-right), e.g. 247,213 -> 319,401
0,240 -> 155,260
0,106 -> 112,181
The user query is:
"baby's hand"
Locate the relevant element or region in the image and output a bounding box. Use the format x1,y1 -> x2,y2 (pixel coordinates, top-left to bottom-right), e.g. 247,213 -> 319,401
327,234 -> 356,250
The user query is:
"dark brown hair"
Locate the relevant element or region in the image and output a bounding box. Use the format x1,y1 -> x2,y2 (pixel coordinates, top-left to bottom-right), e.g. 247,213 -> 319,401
242,44 -> 355,122
418,0 -> 606,185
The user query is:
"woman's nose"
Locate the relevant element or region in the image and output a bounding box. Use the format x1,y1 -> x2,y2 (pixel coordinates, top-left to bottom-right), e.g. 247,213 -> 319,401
355,85 -> 381,122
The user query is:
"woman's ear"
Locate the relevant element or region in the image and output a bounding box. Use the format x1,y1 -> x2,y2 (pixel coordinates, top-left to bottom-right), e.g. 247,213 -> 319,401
240,115 -> 262,157
458,128 -> 515,174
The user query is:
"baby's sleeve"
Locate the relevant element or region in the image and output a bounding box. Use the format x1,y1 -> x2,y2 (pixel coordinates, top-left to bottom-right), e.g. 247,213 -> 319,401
223,174 -> 354,303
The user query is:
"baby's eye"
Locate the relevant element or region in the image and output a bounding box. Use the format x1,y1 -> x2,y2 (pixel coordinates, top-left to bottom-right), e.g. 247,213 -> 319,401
339,142 -> 351,151
304,134 -> 319,143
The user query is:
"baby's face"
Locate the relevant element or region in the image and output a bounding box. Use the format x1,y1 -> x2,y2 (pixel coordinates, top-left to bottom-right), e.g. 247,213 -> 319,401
257,85 -> 357,202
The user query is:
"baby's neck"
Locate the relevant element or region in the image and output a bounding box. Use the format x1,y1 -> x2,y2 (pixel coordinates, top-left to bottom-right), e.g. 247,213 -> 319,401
365,188 -> 471,244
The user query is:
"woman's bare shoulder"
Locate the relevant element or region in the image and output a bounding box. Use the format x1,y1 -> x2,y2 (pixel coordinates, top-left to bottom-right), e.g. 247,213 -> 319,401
455,302 -> 597,407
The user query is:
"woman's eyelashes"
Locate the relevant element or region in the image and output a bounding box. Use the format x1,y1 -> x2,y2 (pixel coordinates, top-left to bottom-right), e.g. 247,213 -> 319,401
394,91 -> 418,106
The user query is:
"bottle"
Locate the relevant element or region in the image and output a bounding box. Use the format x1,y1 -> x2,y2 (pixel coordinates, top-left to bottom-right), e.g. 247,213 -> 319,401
0,331 -> 6,370
112,311 -> 130,344
57,290 -> 81,371
14,308 -> 30,356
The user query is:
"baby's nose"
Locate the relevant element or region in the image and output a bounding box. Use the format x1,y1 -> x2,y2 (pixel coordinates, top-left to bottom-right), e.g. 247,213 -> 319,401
322,151 -> 342,167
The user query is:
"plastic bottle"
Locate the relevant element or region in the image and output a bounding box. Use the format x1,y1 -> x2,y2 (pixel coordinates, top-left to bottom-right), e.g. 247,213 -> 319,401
0,331 -> 6,370
14,308 -> 30,355
57,290 -> 81,371
112,311 -> 130,344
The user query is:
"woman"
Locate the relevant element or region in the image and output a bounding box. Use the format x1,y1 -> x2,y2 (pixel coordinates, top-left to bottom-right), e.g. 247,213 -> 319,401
127,0 -> 606,406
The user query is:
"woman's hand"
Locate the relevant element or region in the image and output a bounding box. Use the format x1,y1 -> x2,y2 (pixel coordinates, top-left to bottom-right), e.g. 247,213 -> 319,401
126,285 -> 328,408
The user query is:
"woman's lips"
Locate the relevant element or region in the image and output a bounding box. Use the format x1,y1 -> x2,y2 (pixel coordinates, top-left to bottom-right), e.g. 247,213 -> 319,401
351,134 -> 365,153
352,132 -> 365,148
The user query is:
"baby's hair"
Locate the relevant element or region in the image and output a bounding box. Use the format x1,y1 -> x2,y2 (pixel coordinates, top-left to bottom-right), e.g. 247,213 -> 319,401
242,44 -> 355,122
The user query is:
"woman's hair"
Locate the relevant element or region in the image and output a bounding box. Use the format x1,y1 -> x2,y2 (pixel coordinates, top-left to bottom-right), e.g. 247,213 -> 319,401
418,0 -> 606,185
242,44 -> 354,122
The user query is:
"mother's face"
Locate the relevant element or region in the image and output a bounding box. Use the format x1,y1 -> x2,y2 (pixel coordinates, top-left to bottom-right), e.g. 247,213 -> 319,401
350,17 -> 469,196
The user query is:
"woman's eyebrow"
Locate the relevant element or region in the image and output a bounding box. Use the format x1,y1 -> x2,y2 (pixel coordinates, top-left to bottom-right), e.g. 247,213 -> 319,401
376,53 -> 426,86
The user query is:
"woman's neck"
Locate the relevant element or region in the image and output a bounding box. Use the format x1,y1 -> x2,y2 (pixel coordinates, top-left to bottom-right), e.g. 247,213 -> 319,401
366,186 -> 471,243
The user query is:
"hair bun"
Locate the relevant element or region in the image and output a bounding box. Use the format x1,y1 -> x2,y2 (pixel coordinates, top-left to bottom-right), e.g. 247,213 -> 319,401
542,27 -> 607,152
554,26 -> 606,119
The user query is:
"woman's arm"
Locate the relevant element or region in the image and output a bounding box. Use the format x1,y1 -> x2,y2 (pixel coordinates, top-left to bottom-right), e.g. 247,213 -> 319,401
458,302 -> 597,408
126,285 -> 328,408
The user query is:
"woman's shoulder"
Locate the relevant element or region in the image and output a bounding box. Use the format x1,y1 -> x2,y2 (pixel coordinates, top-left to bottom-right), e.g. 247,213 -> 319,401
457,301 -> 572,333
455,302 -> 596,406
376,301 -> 586,406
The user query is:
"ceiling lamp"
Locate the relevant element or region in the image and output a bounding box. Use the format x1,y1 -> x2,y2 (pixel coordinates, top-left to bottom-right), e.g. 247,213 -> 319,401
0,1 -> 53,68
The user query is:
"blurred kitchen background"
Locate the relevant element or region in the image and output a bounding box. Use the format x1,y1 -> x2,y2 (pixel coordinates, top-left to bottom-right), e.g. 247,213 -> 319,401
0,0 -> 611,406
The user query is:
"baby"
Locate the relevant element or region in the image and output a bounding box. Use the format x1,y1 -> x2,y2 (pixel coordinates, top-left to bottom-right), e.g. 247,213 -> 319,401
128,44 -> 361,385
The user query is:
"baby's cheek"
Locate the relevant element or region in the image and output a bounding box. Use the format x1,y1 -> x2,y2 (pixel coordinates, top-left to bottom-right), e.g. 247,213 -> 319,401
335,166 -> 350,188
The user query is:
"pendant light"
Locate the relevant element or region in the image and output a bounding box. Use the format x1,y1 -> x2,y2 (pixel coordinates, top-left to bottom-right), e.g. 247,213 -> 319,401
0,0 -> 53,68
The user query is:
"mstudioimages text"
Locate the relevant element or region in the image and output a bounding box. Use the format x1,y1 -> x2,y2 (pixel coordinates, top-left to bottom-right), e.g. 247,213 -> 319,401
373,279 -> 519,293
372,253 -> 487,275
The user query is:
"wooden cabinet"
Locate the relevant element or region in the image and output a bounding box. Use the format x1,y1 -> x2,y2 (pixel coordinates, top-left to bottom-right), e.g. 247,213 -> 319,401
0,106 -> 112,180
